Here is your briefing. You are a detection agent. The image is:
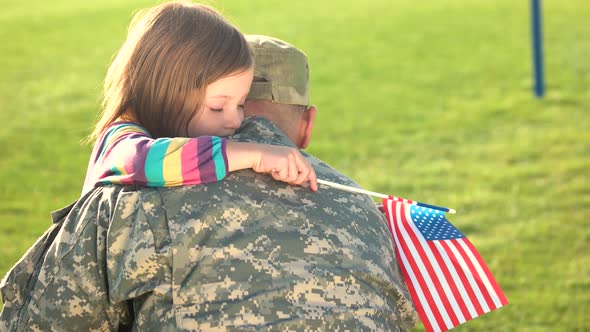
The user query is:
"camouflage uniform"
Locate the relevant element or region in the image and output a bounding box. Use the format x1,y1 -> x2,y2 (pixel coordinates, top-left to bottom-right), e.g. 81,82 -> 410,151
134,117 -> 418,331
0,188 -> 134,331
1,117 -> 416,331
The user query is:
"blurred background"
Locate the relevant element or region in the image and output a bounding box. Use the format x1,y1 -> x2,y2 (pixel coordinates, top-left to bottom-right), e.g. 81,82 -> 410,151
0,0 -> 588,330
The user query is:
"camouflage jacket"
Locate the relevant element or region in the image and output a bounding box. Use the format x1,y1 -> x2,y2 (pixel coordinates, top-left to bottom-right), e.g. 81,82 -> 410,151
0,187 -> 134,331
1,117 -> 417,331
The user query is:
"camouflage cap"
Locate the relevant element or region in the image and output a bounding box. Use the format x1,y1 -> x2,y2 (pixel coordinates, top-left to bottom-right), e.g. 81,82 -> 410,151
246,35 -> 309,106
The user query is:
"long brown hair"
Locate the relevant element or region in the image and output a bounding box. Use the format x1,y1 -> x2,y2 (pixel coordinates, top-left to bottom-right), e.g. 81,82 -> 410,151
90,1 -> 252,140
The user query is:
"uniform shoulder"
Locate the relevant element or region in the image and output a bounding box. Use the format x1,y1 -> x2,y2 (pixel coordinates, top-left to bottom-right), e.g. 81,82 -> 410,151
230,117 -> 296,147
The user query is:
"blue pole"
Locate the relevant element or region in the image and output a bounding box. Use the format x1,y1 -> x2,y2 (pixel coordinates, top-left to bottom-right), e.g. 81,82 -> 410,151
531,0 -> 545,97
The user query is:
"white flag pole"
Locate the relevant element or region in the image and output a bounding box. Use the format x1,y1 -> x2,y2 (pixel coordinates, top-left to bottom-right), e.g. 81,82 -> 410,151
317,179 -> 389,198
317,179 -> 456,214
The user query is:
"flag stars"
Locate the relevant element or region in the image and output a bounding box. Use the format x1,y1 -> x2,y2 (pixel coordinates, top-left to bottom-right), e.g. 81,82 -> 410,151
410,205 -> 464,241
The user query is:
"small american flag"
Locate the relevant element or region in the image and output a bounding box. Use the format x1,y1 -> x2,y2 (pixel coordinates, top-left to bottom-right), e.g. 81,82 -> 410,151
382,196 -> 508,332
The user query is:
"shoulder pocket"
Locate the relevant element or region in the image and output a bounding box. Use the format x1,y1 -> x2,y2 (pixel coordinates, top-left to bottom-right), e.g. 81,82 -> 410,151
0,201 -> 75,309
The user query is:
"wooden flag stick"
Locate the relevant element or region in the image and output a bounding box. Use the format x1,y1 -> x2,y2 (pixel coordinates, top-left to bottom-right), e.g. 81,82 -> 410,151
317,179 -> 456,214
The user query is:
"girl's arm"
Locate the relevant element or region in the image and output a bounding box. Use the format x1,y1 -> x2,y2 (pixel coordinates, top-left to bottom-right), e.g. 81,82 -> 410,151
83,122 -> 317,194
83,122 -> 228,193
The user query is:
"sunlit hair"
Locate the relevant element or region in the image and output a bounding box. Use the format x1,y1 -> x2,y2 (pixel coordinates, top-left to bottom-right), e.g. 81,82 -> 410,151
90,1 -> 252,140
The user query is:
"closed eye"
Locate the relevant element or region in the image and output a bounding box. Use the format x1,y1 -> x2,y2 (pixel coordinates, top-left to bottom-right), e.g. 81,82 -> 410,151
210,108 -> 223,113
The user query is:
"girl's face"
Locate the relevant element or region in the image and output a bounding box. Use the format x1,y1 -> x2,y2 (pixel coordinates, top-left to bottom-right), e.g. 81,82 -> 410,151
188,68 -> 254,137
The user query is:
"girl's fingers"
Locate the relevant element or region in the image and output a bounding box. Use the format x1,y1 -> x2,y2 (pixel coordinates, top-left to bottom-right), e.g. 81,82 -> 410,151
271,170 -> 283,182
307,167 -> 318,191
293,167 -> 310,185
263,148 -> 318,192
294,153 -> 318,191
287,154 -> 299,183
292,155 -> 310,185
277,165 -> 289,181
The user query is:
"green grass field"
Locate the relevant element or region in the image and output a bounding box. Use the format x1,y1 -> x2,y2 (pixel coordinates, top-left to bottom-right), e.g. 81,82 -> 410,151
1,0 -> 588,330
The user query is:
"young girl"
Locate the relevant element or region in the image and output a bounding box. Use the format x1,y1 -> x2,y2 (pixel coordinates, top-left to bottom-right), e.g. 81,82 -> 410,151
83,1 -> 317,195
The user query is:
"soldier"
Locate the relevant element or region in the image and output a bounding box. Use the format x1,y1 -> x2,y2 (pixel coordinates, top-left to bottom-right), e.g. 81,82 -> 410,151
127,35 -> 418,330
0,35 -> 417,331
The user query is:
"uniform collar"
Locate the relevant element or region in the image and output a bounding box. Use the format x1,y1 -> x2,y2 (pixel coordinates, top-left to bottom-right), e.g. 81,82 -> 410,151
230,116 -> 297,148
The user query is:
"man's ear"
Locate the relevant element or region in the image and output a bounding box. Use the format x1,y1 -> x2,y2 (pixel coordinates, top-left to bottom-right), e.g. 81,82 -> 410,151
297,105 -> 316,149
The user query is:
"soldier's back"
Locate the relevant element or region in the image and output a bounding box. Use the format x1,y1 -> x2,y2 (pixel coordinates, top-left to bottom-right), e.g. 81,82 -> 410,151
138,154 -> 417,331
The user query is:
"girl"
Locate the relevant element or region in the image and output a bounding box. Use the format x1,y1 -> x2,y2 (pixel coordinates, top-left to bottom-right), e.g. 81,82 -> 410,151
83,1 -> 317,195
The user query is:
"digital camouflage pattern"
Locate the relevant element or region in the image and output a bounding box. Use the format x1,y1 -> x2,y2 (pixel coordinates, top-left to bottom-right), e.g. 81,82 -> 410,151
246,35 -> 310,106
1,117 -> 417,331
0,188 -> 134,331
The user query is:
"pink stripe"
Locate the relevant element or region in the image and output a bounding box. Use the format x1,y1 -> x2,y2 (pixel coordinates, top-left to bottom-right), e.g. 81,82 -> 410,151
102,133 -> 125,159
104,130 -> 150,185
102,129 -> 140,163
180,139 -> 201,185
116,137 -> 136,185
114,133 -> 142,183
195,136 -> 216,183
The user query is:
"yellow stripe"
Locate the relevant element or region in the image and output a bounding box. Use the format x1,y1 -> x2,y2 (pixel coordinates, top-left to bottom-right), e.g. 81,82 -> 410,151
115,151 -> 128,176
119,124 -> 149,135
162,138 -> 188,186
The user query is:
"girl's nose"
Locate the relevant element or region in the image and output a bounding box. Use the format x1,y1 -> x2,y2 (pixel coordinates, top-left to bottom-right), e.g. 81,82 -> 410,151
227,107 -> 244,129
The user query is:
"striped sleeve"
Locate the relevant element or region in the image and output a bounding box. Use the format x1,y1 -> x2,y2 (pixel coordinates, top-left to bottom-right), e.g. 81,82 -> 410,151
82,122 -> 229,194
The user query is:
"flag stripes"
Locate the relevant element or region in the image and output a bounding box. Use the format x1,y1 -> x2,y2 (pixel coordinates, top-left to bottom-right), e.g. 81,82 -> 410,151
383,197 -> 507,332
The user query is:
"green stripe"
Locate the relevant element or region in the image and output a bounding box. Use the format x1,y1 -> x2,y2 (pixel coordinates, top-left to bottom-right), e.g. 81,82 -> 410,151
211,136 -> 227,180
109,164 -> 122,176
145,138 -> 171,186
97,123 -> 130,163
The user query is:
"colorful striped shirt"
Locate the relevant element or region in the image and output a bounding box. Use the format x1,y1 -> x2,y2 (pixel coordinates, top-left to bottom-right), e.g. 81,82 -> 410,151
82,122 -> 229,195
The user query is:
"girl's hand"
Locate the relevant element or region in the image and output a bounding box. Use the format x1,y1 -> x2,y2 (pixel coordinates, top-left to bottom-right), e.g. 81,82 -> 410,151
226,141 -> 318,191
253,144 -> 318,191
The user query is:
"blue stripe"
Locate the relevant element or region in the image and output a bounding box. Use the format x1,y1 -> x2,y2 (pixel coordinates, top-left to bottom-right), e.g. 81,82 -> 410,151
96,123 -> 128,163
144,138 -> 171,186
211,136 -> 227,180
95,122 -> 148,164
416,201 -> 449,213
